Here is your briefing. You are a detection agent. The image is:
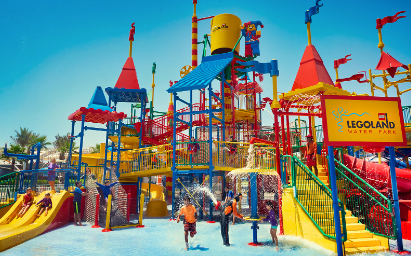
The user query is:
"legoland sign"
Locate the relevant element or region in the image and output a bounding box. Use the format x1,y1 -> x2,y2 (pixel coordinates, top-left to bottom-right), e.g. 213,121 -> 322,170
321,96 -> 407,146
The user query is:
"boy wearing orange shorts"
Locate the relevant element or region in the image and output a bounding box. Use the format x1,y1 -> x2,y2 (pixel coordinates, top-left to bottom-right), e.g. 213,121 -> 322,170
177,195 -> 197,250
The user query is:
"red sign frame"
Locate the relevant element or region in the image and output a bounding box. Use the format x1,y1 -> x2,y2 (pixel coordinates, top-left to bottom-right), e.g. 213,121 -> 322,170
321,95 -> 407,147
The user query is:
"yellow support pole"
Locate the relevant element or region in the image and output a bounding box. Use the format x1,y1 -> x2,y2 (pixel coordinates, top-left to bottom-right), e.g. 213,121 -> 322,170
377,28 -> 384,54
378,153 -> 382,164
105,194 -> 113,231
312,115 -> 317,142
335,66 -> 339,80
271,72 -> 281,109
369,69 -> 375,96
129,41 -> 133,57
139,193 -> 144,226
307,22 -> 312,45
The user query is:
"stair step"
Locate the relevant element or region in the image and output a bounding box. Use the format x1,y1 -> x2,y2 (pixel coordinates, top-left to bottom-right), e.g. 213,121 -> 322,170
345,245 -> 387,254
347,230 -> 373,239
346,223 -> 365,231
345,216 -> 359,224
345,238 -> 381,248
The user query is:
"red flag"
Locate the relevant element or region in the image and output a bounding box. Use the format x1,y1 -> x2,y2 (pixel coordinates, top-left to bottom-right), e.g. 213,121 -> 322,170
336,71 -> 368,84
129,22 -> 136,41
334,54 -> 352,69
376,51 -> 409,78
376,11 -> 406,29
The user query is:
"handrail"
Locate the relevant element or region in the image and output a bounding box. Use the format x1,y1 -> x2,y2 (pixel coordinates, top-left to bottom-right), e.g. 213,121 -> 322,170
334,158 -> 396,239
292,155 -> 347,242
0,172 -> 19,209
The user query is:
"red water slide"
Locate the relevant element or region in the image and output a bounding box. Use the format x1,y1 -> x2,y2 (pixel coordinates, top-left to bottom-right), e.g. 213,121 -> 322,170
343,154 -> 411,240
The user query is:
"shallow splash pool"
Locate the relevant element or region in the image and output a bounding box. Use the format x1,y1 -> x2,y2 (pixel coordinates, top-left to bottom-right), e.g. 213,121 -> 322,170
2,219 -> 410,256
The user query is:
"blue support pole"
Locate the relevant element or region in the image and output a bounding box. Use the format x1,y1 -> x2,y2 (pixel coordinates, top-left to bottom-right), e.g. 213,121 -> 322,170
389,146 -> 404,251
171,92 -> 177,218
68,120 -> 76,167
199,174 -> 204,220
347,146 -> 354,157
64,171 -> 69,190
77,115 -> 86,181
29,146 -> 34,170
103,121 -> 110,182
250,172 -> 259,244
208,83 -> 214,220
139,98 -> 145,148
135,180 -> 140,213
327,146 -> 344,256
189,90 -> 193,138
35,143 -> 41,170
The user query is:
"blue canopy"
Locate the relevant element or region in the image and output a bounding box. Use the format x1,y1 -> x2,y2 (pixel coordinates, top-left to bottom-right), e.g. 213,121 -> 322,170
167,52 -> 234,93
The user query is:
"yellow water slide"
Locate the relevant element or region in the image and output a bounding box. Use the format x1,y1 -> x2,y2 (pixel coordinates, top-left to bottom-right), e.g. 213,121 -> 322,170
0,190 -> 70,252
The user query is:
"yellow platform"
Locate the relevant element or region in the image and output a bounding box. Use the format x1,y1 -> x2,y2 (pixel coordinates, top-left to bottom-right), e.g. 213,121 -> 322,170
0,190 -> 70,252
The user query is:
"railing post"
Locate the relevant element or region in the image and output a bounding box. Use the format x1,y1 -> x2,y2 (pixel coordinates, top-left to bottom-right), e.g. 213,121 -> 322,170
327,146 -> 344,256
389,146 -> 403,251
64,171 -> 69,191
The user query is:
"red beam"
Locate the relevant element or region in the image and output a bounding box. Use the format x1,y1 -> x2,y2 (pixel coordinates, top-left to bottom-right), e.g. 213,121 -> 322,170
277,111 -> 321,117
197,16 -> 215,21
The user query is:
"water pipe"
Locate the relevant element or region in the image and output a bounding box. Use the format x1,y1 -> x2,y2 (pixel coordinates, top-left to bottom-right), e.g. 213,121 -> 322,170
249,138 -> 278,147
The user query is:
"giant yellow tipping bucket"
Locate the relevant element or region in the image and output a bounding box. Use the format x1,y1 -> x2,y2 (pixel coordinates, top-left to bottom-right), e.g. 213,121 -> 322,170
210,14 -> 242,55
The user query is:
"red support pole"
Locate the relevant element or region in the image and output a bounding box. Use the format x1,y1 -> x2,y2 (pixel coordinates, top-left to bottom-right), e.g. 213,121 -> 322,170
273,109 -> 281,176
278,176 -> 284,235
308,109 -> 312,136
281,114 -> 286,156
286,114 -> 292,156
127,193 -> 131,222
92,194 -> 100,228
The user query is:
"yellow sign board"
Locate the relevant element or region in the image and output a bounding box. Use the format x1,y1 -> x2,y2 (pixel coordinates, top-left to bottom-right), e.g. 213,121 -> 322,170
321,96 -> 407,146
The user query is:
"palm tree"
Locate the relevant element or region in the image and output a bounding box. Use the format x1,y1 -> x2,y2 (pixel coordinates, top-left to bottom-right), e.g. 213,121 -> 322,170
91,143 -> 100,153
11,127 -> 33,153
1,144 -> 25,171
30,133 -> 51,149
54,133 -> 78,160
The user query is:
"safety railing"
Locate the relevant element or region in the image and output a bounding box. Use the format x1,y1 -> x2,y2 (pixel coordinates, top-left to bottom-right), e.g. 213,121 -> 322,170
280,155 -> 292,187
18,168 -> 81,194
175,141 -> 210,166
292,156 -> 347,241
212,141 -> 277,170
130,147 -> 175,173
0,172 -> 19,209
334,159 -> 396,239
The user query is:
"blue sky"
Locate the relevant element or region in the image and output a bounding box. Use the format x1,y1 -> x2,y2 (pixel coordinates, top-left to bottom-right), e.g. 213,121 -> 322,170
0,0 -> 410,148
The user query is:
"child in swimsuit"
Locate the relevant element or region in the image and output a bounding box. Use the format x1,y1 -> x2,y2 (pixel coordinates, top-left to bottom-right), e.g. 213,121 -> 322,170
261,201 -> 279,247
177,195 -> 197,251
17,187 -> 33,218
36,193 -> 52,217
48,158 -> 60,193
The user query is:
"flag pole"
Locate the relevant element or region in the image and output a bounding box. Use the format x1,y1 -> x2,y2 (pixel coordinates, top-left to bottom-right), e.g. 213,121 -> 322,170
307,21 -> 312,45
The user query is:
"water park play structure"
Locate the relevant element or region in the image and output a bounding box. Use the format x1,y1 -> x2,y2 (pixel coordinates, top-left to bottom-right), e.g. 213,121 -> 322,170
1,1 -> 411,255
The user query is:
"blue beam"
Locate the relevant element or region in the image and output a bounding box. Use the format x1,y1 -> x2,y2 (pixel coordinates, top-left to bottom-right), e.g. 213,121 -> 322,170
77,115 -> 86,181
211,114 -> 223,123
84,126 -> 116,133
210,91 -> 223,104
176,109 -> 222,117
389,146 -> 404,251
175,117 -> 190,126
175,96 -> 191,107
327,146 -> 344,256
68,120 -> 76,167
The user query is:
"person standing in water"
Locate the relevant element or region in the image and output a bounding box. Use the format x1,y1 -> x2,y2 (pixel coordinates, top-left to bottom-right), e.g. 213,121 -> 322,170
177,196 -> 197,251
260,201 -> 279,248
215,193 -> 244,246
305,135 -> 318,176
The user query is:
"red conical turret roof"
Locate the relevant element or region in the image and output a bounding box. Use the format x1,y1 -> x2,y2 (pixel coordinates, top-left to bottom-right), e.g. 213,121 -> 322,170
291,45 -> 335,91
115,57 -> 140,89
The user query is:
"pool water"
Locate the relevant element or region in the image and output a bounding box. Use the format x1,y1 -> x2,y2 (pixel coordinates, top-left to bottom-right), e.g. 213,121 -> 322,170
2,219 -> 410,256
